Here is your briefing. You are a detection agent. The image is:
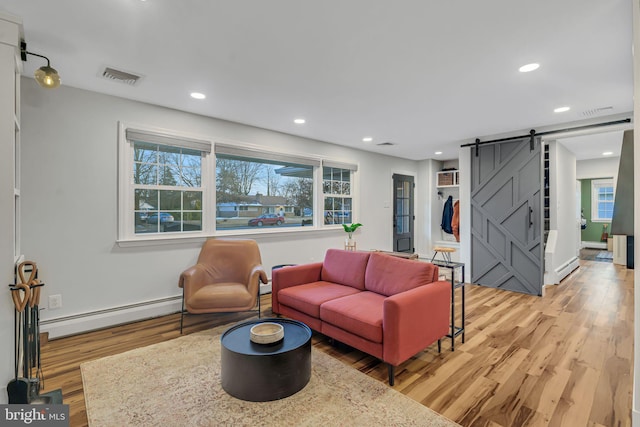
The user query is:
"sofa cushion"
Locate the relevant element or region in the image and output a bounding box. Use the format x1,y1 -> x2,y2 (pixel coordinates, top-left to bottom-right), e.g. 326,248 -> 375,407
320,291 -> 385,343
364,253 -> 438,296
320,249 -> 370,290
277,281 -> 360,318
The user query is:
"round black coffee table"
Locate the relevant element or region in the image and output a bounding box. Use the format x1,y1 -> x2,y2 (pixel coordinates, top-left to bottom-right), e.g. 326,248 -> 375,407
220,318 -> 312,402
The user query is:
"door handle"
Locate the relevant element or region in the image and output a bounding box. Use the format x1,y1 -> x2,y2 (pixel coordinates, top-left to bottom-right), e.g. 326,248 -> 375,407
529,207 -> 533,227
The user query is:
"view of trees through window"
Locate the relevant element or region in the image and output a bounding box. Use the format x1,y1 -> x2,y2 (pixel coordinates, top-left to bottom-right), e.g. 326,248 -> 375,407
216,154 -> 314,230
133,142 -> 203,233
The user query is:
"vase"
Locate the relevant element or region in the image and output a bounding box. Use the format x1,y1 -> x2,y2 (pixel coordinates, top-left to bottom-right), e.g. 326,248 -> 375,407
345,235 -> 356,251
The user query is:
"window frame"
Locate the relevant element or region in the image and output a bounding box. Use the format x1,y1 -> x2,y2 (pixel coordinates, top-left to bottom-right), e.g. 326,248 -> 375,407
321,162 -> 358,227
590,178 -> 615,223
117,122 -> 213,243
117,124 -> 360,245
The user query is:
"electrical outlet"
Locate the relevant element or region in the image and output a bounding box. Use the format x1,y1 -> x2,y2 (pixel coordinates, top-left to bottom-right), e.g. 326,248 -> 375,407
49,294 -> 62,309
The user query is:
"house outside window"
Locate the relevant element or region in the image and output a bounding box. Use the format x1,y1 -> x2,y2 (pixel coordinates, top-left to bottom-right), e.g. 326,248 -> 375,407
215,145 -> 319,230
323,163 -> 357,225
591,178 -> 615,222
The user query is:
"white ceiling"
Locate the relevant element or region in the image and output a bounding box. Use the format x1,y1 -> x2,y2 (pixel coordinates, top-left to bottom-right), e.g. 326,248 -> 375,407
1,0 -> 633,161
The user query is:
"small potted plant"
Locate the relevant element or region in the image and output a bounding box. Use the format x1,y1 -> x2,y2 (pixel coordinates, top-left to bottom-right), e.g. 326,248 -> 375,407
342,223 -> 363,251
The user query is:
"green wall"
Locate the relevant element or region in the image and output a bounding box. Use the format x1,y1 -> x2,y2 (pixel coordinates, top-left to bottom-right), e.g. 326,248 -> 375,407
580,178 -> 612,243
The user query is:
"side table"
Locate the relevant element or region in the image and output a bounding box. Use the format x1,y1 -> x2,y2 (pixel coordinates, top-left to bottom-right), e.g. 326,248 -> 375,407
431,260 -> 465,351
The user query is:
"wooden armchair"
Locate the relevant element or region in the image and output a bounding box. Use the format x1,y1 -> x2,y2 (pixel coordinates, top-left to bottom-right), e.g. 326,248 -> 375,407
178,239 -> 268,333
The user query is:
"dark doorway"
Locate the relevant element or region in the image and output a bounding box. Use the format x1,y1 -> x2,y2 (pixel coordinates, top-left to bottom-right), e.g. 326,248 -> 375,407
392,174 -> 414,253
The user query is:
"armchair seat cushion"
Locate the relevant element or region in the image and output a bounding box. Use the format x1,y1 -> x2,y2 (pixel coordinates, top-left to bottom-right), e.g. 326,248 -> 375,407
187,282 -> 253,311
320,291 -> 385,343
277,281 -> 360,318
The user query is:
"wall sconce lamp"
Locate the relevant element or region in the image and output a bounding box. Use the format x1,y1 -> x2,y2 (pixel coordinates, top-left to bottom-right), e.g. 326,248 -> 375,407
20,41 -> 61,89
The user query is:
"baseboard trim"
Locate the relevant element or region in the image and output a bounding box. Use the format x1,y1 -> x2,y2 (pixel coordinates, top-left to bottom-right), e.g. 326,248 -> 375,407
41,296 -> 183,339
41,284 -> 272,339
555,257 -> 580,282
581,241 -> 607,249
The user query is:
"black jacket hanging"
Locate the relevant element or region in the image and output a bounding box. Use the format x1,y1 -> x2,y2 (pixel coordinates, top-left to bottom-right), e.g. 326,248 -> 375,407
441,195 -> 454,234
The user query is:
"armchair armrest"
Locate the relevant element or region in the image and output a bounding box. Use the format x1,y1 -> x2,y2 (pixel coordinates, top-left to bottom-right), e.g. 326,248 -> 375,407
382,280 -> 450,365
271,262 -> 323,313
179,264 -> 210,300
246,264 -> 269,299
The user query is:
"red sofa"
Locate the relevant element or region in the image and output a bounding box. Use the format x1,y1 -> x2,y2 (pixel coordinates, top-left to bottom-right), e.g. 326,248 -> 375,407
272,249 -> 451,385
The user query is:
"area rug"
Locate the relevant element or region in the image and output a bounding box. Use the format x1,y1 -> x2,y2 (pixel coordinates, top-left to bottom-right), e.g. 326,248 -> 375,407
81,326 -> 459,427
595,251 -> 614,260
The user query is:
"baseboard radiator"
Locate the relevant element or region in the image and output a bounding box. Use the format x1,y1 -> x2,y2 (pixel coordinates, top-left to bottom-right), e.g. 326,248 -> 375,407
554,257 -> 580,282
41,284 -> 272,339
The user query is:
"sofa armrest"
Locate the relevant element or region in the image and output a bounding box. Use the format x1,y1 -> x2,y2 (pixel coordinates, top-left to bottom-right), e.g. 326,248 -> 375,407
382,280 -> 451,366
272,262 -> 323,313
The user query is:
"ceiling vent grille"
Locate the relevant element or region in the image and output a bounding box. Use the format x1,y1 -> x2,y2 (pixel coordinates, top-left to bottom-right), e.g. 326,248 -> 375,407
580,106 -> 613,117
101,67 -> 142,86
376,142 -> 396,146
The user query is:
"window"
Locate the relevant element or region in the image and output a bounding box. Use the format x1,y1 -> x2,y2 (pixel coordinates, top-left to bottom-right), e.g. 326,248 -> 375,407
323,162 -> 358,225
591,178 -> 615,222
118,123 -> 359,242
119,125 -> 211,240
215,145 -> 319,231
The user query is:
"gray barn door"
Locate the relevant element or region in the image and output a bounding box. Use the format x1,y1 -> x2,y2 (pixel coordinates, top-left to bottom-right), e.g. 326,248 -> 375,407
470,137 -> 543,295
392,174 -> 414,253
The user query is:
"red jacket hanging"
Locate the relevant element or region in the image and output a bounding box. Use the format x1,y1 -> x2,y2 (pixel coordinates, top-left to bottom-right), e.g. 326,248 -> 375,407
451,200 -> 460,242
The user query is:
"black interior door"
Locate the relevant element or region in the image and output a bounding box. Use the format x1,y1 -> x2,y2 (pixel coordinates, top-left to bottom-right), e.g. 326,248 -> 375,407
393,174 -> 414,253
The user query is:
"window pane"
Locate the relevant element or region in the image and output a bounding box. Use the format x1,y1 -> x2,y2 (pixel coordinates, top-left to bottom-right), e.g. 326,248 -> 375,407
129,136 -> 204,237
159,190 -> 181,211
216,154 -> 315,230
134,142 -> 157,163
160,165 -> 179,185
592,179 -> 615,221
322,167 -> 353,226
134,163 -> 157,185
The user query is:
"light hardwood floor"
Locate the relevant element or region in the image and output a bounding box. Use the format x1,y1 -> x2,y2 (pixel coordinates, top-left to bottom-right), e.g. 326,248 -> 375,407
40,258 -> 633,426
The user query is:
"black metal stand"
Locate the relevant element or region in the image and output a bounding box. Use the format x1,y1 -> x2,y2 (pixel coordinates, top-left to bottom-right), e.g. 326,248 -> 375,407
8,274 -> 63,404
432,260 -> 465,351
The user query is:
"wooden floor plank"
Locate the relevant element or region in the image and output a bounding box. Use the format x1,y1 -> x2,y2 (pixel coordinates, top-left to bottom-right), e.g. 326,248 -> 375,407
38,258 -> 632,427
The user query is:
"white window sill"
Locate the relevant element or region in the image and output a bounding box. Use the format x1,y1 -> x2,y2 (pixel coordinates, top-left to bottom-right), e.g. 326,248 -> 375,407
116,226 -> 344,248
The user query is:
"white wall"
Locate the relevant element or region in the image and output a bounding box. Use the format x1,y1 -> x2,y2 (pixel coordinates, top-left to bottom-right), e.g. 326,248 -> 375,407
546,141 -> 579,284
576,156 -> 619,180
20,78 -> 421,335
0,13 -> 21,404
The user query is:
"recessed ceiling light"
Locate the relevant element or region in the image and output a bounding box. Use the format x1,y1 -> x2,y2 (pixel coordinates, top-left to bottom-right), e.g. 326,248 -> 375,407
602,151 -> 613,156
362,137 -> 373,142
435,151 -> 443,155
554,106 -> 570,113
518,63 -> 540,73
190,92 -> 206,100
294,118 -> 306,124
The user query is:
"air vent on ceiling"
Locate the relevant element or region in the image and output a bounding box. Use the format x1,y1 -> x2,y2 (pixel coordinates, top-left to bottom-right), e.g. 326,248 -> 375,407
580,106 -> 613,117
376,142 -> 396,146
101,67 -> 142,86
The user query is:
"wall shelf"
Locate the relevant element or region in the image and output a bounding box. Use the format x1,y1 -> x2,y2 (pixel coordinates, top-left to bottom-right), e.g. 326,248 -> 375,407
436,170 -> 459,188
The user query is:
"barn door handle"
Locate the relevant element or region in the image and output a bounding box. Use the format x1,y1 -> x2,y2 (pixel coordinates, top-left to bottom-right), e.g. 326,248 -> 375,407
529,207 -> 533,227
